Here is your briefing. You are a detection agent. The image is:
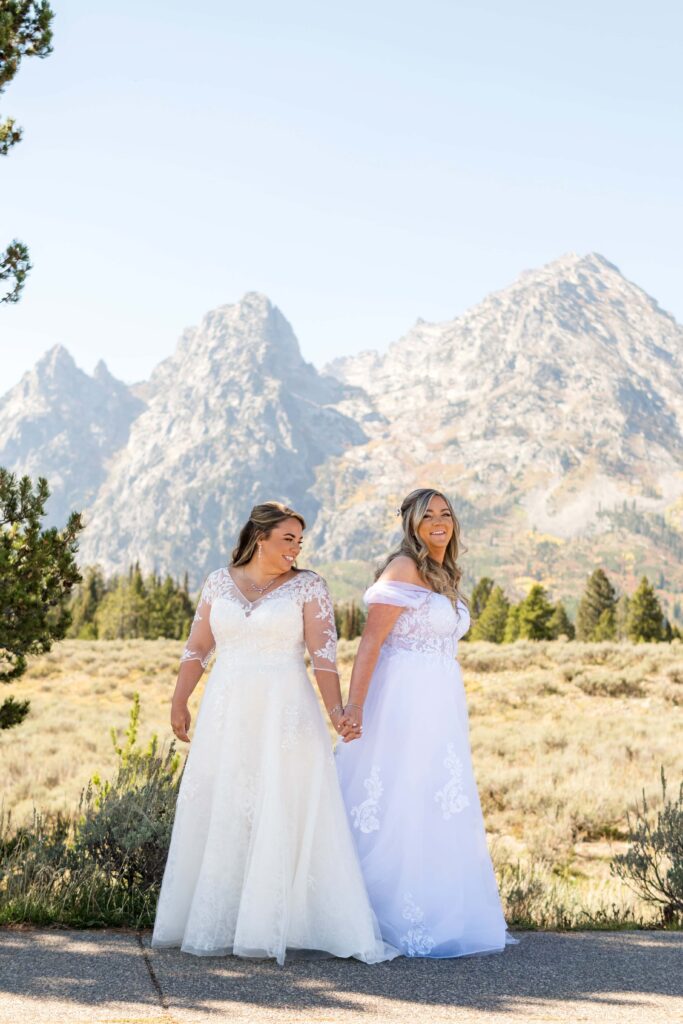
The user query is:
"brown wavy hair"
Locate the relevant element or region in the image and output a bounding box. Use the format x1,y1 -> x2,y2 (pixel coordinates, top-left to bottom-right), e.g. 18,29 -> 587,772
375,488 -> 466,606
231,501 -> 306,567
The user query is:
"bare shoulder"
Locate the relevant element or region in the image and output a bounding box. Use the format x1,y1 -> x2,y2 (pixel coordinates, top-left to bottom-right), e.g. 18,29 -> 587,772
378,555 -> 423,585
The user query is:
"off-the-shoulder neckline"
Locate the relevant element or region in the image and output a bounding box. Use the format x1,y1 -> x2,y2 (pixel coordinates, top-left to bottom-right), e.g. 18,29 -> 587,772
369,579 -> 468,606
370,579 -> 436,593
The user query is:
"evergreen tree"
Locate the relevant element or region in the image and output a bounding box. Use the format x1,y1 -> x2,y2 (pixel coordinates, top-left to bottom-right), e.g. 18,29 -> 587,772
576,569 -> 617,640
470,577 -> 494,622
0,469 -> 82,727
349,600 -> 365,638
627,577 -> 666,643
592,606 -> 616,641
548,601 -> 575,640
68,565 -> 106,639
333,601 -> 366,640
147,573 -> 193,639
615,594 -> 631,640
95,571 -> 148,640
518,584 -> 555,640
1,1 -> 55,301
503,603 -> 521,643
471,586 -> 509,643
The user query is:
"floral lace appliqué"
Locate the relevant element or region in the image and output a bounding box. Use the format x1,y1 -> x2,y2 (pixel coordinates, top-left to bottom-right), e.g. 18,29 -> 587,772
400,893 -> 435,956
434,743 -> 470,819
295,573 -> 338,670
351,765 -> 382,834
380,593 -> 470,661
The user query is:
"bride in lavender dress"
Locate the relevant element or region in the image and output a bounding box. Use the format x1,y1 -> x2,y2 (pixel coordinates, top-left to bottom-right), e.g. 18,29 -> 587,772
336,488 -> 513,958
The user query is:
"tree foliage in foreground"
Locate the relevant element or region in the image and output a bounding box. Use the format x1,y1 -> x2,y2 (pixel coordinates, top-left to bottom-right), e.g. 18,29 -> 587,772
0,469 -> 82,727
0,0 -> 55,301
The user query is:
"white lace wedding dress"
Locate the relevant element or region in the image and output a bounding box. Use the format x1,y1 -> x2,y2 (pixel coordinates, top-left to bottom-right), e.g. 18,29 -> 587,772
336,580 -> 512,958
151,568 -> 396,965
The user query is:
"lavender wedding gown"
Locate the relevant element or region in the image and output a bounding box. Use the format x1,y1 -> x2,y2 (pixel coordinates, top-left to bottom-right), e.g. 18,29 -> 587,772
336,580 -> 512,958
152,568 -> 396,965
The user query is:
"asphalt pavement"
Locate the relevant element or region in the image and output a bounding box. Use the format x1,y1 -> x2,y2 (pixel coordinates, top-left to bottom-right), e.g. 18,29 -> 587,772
2,927 -> 682,1024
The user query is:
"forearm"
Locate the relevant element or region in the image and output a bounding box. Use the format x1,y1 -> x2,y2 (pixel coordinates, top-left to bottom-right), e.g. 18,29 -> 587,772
313,668 -> 344,715
172,660 -> 204,708
346,636 -> 383,709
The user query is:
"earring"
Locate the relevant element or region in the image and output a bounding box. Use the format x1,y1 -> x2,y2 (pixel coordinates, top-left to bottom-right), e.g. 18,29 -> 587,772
257,544 -> 262,560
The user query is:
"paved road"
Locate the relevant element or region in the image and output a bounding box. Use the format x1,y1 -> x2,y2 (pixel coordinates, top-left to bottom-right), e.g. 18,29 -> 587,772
3,928 -> 682,1024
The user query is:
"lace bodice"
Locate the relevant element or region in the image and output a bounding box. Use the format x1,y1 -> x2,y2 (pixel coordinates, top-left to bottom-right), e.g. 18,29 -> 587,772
180,568 -> 338,673
364,580 -> 470,660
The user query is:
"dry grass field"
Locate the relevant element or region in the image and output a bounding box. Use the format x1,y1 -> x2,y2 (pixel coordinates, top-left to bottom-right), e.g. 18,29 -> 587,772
2,638 -> 682,925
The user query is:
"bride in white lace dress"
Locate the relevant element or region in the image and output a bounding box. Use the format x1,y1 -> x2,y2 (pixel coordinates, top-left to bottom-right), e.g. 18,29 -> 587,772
336,489 -> 513,958
152,501 -> 395,965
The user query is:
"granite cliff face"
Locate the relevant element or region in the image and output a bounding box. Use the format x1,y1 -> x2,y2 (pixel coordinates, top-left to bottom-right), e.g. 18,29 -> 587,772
0,346 -> 144,526
313,252 -> 683,565
76,293 -> 368,579
4,255 -> 683,597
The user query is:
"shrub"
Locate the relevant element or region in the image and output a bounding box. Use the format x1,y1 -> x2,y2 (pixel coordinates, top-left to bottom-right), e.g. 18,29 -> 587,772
0,694 -> 181,927
76,693 -> 181,892
611,768 -> 683,924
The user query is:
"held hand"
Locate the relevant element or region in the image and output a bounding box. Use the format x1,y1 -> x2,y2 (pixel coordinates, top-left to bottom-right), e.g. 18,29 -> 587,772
341,703 -> 363,743
329,705 -> 346,735
330,706 -> 362,743
171,702 -> 191,743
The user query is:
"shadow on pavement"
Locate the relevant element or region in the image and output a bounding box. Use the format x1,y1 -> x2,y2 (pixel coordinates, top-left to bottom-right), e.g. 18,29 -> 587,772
1,928 -> 682,1017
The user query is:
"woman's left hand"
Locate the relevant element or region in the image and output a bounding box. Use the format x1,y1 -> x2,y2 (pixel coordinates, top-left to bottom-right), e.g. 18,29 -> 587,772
340,704 -> 363,743
330,707 -> 362,742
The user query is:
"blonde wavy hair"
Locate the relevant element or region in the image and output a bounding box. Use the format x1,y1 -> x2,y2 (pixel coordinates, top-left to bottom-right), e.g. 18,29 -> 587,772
231,501 -> 306,567
375,488 -> 466,606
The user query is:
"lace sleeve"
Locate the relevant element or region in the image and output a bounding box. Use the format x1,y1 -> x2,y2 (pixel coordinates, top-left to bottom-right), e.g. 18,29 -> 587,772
302,574 -> 338,675
180,573 -> 217,669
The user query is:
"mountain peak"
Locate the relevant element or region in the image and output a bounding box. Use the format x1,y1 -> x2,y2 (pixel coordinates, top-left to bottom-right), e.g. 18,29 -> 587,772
93,359 -> 113,382
34,344 -> 79,377
516,251 -> 622,285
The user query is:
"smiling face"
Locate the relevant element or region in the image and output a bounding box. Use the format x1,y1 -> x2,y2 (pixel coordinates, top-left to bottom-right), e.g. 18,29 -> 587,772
416,494 -> 454,559
258,517 -> 304,574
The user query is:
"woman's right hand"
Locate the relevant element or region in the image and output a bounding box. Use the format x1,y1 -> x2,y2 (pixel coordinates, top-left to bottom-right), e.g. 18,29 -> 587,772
171,702 -> 191,743
341,703 -> 363,743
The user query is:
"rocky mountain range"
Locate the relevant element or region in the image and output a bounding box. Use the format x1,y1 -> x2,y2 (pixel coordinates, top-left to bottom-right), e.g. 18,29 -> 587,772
2,253 -> 682,607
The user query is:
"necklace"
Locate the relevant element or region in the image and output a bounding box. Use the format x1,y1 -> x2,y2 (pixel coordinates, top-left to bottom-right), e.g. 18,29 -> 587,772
239,569 -> 281,595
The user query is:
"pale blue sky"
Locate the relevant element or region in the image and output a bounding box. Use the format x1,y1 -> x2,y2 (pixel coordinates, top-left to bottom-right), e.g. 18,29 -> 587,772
1,0 -> 681,391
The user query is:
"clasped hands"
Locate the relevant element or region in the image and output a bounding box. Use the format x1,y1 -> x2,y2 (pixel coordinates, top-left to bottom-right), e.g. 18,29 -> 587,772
330,704 -> 363,743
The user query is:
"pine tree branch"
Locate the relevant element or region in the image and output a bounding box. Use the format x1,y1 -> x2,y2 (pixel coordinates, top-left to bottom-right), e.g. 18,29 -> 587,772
0,1 -> 55,93
0,238 -> 30,302
0,113 -> 21,153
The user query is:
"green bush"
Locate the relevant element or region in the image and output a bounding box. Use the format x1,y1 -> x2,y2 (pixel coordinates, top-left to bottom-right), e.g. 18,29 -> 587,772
611,768 -> 683,924
0,694 -> 181,927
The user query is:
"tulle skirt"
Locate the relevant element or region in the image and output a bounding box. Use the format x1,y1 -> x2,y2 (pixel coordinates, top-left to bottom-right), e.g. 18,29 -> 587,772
336,647 -> 511,958
152,652 -> 396,965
